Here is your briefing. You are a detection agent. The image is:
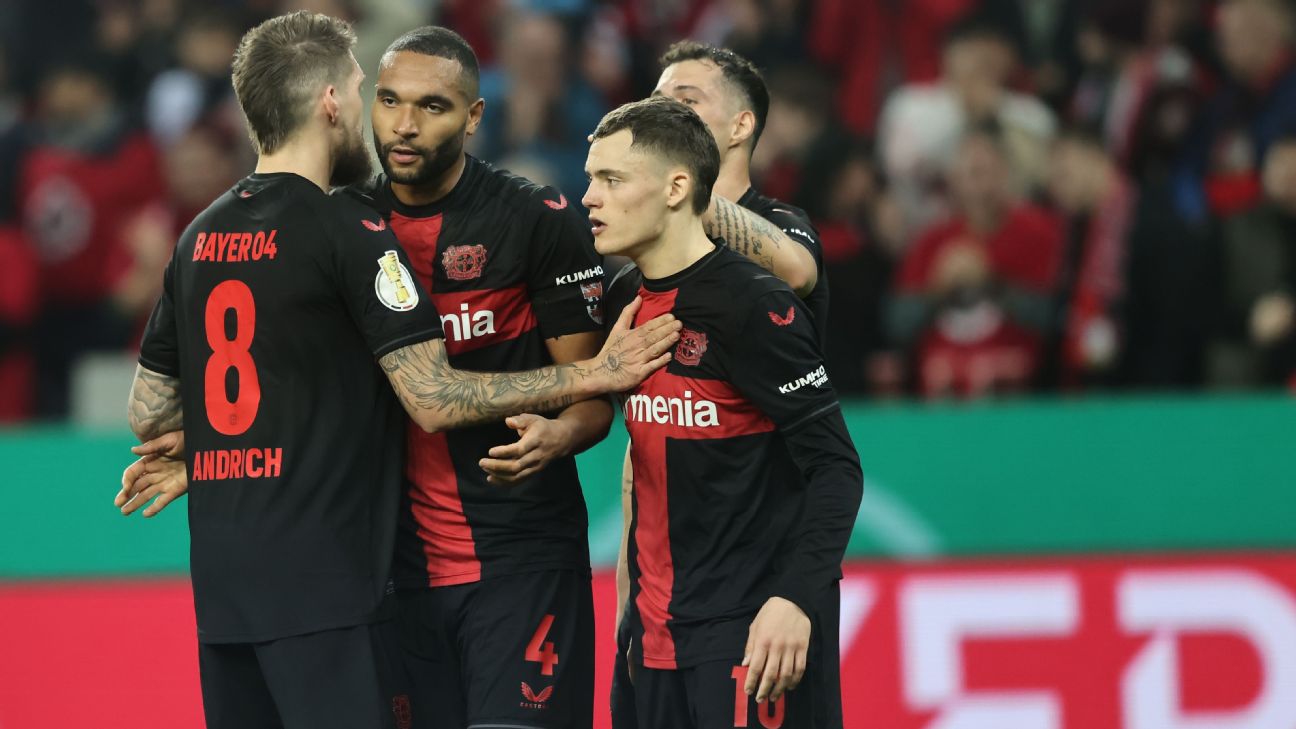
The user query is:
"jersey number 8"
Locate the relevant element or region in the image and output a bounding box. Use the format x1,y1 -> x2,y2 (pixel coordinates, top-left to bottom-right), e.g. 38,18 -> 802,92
204,280 -> 261,436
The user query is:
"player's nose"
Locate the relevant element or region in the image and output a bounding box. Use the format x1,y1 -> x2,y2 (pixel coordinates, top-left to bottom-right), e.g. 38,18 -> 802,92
581,182 -> 599,209
393,106 -> 418,137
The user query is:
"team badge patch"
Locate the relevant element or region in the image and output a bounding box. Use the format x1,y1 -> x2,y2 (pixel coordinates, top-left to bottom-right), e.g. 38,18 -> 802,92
442,244 -> 487,280
581,281 -> 603,324
375,250 -> 419,311
675,328 -> 708,367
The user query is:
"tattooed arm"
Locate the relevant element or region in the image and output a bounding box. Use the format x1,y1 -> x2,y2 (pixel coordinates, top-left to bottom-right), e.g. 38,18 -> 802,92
127,365 -> 184,442
381,297 -> 679,434
704,196 -> 818,298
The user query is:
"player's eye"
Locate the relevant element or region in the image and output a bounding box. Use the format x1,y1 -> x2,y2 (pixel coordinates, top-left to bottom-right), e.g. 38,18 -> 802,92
424,103 -> 444,113
682,98 -> 698,106
380,97 -> 396,107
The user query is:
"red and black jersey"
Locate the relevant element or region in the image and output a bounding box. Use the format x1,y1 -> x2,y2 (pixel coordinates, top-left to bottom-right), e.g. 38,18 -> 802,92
341,156 -> 605,588
138,172 -> 443,643
606,246 -> 862,670
737,187 -> 830,348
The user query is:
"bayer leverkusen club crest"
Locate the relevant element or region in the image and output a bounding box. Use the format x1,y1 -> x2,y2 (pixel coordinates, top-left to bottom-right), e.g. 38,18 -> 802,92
375,250 -> 419,312
675,328 -> 707,366
581,281 -> 603,324
442,244 -> 487,280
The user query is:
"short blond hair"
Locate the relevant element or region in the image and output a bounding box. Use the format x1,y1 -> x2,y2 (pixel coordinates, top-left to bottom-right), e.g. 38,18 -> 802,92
230,11 -> 356,154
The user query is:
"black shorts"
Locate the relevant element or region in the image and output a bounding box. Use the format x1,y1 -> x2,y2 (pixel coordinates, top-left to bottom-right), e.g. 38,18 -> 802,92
198,621 -> 412,729
630,658 -> 816,729
610,605 -> 637,729
395,569 -> 594,729
614,582 -> 843,729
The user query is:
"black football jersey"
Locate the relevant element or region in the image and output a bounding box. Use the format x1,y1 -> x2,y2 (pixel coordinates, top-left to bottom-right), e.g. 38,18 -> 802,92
605,246 -> 849,669
342,156 -> 604,588
138,172 -> 443,643
737,187 -> 830,347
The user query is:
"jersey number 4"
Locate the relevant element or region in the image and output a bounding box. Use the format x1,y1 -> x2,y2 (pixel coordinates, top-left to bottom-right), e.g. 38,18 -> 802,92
526,614 -> 560,676
204,280 -> 261,436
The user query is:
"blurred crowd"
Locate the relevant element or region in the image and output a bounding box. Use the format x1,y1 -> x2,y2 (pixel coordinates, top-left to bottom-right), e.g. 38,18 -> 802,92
3,0 -> 1296,422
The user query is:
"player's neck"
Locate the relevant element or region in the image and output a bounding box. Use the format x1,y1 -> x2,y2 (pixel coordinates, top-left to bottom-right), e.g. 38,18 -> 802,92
389,154 -> 467,207
712,152 -> 752,202
255,134 -> 333,192
635,214 -> 714,281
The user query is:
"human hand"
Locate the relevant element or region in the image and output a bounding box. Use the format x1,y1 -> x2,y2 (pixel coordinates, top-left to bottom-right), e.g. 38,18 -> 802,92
480,414 -> 573,484
743,596 -> 811,704
590,297 -> 680,392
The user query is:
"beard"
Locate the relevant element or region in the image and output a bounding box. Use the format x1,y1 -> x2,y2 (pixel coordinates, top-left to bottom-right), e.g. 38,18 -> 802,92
373,121 -> 466,188
330,124 -> 374,188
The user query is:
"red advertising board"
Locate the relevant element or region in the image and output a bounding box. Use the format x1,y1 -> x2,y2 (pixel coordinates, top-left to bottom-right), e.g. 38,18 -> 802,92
3,555 -> 1295,729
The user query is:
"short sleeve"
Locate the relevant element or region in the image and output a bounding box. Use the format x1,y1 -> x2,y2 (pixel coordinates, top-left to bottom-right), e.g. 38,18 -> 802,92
328,205 -> 443,358
760,205 -> 822,263
727,288 -> 839,432
139,257 -> 180,376
525,188 -> 605,337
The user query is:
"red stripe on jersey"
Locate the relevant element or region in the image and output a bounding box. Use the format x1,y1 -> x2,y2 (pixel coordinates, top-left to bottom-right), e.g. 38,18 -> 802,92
626,287 -> 778,668
389,213 -> 443,292
429,284 -> 539,355
405,422 -> 481,586
629,289 -> 679,669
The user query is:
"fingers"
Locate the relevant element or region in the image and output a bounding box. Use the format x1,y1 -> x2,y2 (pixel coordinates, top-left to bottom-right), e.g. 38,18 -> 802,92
791,644 -> 808,690
119,482 -> 162,516
504,413 -> 540,431
769,648 -> 796,702
485,439 -> 530,461
743,641 -> 767,696
142,489 -> 182,518
131,431 -> 180,457
756,650 -> 781,703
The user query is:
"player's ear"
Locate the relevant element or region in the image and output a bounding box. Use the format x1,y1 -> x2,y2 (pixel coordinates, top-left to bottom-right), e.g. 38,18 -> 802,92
665,168 -> 692,210
729,109 -> 755,151
322,84 -> 341,126
466,98 -> 485,137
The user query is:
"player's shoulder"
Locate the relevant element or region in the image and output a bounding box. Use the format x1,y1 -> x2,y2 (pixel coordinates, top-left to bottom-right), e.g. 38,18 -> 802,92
603,260 -> 643,321
471,156 -> 573,218
332,174 -> 388,213
697,248 -> 798,311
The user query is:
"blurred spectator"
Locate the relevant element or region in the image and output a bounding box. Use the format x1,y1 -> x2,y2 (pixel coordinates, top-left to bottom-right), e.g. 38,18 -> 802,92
473,11 -> 606,195
1176,0 -> 1296,222
979,0 -> 1083,110
888,123 -> 1064,398
1201,132 -> 1296,386
810,0 -> 977,136
0,225 -> 38,423
17,60 -> 166,416
878,15 -> 1057,243
145,9 -> 242,145
1046,126 -> 1135,387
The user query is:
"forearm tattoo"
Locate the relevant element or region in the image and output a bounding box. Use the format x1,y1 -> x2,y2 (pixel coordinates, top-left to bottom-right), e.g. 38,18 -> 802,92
380,339 -> 615,429
706,196 -> 783,272
128,368 -> 184,441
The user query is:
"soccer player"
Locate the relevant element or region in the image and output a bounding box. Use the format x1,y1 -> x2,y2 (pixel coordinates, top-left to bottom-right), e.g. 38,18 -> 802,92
121,13 -> 677,729
352,27 -> 609,729
612,42 -> 841,729
588,96 -> 862,729
652,41 -> 827,343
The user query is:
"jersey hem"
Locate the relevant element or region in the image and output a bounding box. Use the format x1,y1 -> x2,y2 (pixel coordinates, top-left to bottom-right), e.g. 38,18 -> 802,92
136,355 -> 180,378
372,328 -> 445,359
393,558 -> 592,589
195,609 -> 385,644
